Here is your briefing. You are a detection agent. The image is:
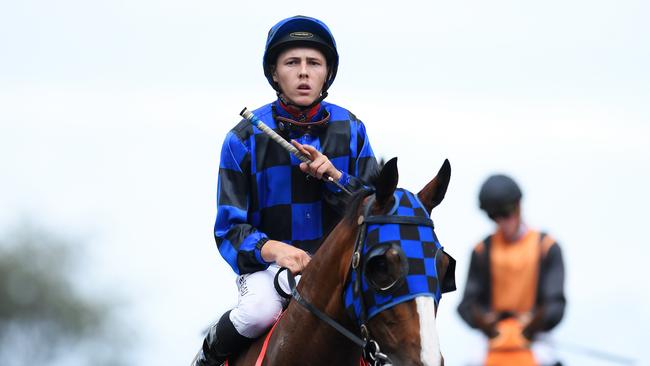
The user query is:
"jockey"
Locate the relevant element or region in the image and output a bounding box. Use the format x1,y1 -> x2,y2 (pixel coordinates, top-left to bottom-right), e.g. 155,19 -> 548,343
192,15 -> 379,366
457,174 -> 567,366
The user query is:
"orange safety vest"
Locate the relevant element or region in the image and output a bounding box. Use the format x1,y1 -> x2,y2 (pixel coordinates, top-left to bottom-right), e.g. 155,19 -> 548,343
482,230 -> 556,366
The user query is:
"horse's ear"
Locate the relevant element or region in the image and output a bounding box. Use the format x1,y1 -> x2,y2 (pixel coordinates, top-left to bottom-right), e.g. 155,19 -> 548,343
417,159 -> 451,213
375,157 -> 399,207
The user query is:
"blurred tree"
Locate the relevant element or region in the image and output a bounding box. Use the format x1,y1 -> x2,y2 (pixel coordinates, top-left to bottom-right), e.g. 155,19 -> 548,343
0,223 -> 132,366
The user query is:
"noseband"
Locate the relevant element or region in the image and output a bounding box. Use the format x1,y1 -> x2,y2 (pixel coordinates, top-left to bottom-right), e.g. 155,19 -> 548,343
279,190 -> 445,366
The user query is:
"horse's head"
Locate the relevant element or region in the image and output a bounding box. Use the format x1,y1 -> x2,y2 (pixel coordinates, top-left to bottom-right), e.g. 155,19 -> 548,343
344,158 -> 455,366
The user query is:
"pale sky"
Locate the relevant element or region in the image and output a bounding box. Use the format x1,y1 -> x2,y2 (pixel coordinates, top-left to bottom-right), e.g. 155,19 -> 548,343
1,0 -> 649,365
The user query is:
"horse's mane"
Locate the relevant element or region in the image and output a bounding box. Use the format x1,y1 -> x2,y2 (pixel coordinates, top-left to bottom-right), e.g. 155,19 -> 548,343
341,189 -> 371,225
341,171 -> 381,225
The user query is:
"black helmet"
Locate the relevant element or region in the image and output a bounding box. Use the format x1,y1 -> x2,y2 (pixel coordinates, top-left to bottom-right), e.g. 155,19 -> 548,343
478,174 -> 522,218
263,16 -> 339,93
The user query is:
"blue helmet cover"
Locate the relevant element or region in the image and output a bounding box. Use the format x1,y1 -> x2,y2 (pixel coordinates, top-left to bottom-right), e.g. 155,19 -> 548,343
263,15 -> 339,91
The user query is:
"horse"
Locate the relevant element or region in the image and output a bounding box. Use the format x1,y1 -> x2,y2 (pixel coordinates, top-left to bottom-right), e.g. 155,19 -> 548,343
227,157 -> 456,366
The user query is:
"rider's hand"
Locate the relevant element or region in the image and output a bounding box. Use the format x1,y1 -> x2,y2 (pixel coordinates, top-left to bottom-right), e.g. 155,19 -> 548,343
291,140 -> 342,181
473,309 -> 499,338
261,240 -> 311,275
521,307 -> 545,340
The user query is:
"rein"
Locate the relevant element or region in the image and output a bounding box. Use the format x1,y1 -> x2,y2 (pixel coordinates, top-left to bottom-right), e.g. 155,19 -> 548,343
276,268 -> 391,366
274,193 -> 437,366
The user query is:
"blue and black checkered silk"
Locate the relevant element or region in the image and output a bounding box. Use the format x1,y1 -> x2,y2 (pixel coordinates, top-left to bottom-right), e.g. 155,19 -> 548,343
215,100 -> 378,275
344,189 -> 445,323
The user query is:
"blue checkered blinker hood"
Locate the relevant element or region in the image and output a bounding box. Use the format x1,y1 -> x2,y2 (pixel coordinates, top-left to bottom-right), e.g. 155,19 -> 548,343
343,189 -> 455,324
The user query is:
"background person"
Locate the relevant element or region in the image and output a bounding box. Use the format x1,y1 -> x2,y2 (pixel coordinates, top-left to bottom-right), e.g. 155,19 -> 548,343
457,174 -> 566,366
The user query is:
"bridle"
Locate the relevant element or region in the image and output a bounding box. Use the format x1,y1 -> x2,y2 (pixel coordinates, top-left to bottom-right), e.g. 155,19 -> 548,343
277,191 -> 443,366
281,269 -> 392,365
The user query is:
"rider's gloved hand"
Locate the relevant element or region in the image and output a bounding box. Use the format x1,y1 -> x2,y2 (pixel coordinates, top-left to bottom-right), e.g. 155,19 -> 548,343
473,309 -> 499,338
521,307 -> 545,341
261,240 -> 312,275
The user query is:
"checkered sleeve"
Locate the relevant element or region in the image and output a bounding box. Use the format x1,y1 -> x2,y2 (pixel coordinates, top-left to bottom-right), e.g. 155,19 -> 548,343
538,242 -> 566,331
353,119 -> 379,184
214,130 -> 271,275
457,244 -> 491,329
324,118 -> 378,203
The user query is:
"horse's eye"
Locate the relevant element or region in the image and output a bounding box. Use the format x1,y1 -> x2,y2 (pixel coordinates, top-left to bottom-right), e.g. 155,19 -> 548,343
364,246 -> 407,292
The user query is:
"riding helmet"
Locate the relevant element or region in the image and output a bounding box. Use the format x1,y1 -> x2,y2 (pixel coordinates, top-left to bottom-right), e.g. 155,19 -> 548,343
478,174 -> 522,218
263,15 -> 339,92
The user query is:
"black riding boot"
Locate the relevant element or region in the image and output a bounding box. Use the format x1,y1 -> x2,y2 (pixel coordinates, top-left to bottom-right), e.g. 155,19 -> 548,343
192,310 -> 252,366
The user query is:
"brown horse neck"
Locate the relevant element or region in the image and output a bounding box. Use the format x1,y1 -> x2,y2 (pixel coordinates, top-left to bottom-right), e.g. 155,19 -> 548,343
299,218 -> 357,308
265,219 -> 362,365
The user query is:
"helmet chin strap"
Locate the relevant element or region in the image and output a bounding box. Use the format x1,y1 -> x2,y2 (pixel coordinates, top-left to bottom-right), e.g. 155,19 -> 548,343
277,90 -> 329,112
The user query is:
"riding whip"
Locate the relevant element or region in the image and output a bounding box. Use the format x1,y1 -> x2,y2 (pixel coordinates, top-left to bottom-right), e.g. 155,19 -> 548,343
240,107 -> 352,195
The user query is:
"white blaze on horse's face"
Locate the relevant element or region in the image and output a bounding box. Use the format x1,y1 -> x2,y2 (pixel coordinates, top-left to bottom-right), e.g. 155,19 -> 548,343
416,296 -> 442,366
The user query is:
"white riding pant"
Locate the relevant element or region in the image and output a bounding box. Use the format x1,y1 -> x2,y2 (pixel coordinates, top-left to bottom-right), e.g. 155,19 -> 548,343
228,264 -> 297,338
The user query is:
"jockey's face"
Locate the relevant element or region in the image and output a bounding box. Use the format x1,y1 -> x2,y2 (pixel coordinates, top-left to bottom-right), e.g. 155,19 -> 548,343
272,47 -> 328,107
